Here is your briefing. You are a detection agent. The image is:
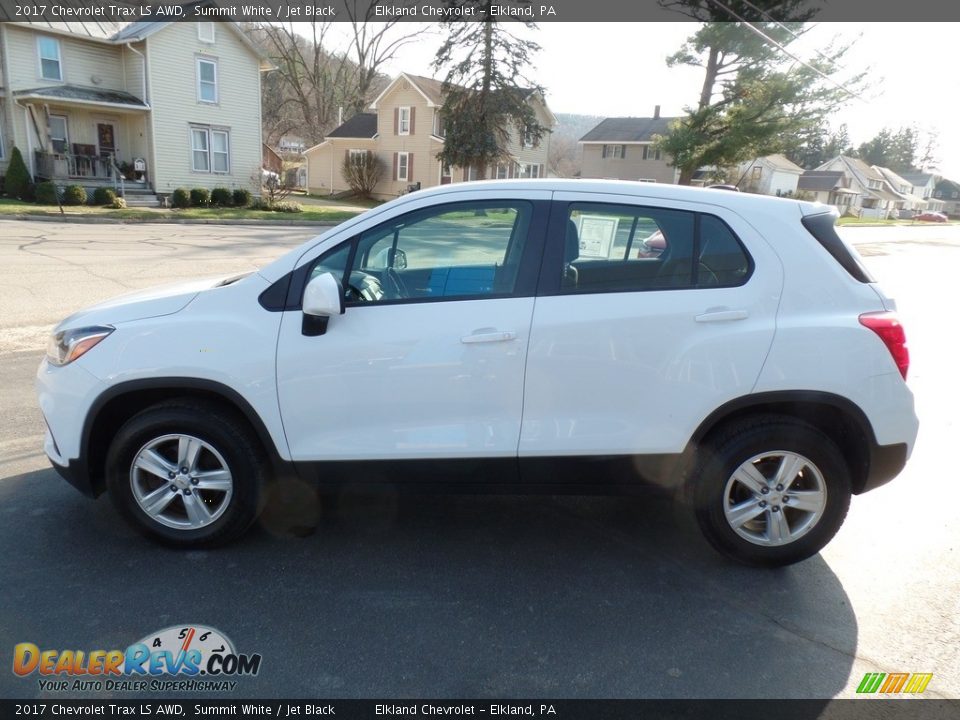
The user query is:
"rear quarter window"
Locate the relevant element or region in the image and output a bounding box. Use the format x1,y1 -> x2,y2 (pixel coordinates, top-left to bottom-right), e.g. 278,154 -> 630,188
801,212 -> 875,283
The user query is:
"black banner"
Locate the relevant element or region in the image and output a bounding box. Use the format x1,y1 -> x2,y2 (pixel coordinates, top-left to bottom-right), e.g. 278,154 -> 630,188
2,700 -> 960,719
0,0 -> 958,23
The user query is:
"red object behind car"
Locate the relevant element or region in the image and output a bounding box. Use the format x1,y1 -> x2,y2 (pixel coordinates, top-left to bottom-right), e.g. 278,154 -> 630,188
914,211 -> 948,223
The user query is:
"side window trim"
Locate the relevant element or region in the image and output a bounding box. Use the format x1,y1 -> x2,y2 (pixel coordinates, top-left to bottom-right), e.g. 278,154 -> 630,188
278,199 -> 550,311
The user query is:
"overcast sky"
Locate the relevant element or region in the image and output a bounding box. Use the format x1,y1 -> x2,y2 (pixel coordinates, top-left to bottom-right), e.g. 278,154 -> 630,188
321,21 -> 958,179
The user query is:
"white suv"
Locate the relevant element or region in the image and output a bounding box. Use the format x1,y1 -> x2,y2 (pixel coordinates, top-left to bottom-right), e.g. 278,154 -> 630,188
36,180 -> 918,566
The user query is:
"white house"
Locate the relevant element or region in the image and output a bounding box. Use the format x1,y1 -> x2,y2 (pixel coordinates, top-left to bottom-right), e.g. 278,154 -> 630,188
0,19 -> 271,204
737,154 -> 804,196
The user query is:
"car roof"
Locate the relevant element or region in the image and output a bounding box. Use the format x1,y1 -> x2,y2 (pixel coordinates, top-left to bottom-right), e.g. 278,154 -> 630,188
387,178 -> 826,217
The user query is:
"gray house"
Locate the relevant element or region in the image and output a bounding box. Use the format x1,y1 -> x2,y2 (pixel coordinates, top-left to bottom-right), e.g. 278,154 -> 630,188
797,170 -> 859,211
579,108 -> 680,183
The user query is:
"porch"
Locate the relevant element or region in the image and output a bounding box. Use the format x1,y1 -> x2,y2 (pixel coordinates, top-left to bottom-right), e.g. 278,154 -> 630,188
34,150 -> 149,190
14,84 -> 152,190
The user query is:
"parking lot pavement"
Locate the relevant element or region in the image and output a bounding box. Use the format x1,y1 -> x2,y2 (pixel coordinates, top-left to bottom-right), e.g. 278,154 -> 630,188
0,220 -> 958,699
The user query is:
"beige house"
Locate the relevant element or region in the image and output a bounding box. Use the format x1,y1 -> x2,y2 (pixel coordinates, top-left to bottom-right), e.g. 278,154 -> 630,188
0,20 -> 269,204
305,73 -> 555,200
579,109 -> 681,183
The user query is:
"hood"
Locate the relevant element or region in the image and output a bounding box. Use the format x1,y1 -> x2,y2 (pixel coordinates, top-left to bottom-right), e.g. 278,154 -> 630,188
54,273 -> 250,331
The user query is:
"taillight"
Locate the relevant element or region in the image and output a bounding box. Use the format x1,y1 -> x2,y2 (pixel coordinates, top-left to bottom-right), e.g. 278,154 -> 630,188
859,312 -> 909,379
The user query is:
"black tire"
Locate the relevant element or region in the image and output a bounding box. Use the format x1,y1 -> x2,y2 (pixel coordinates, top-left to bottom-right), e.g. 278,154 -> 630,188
689,415 -> 852,567
105,399 -> 268,547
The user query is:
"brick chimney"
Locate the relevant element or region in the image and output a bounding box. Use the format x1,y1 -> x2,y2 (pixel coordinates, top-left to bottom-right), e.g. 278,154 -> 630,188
654,105 -> 661,119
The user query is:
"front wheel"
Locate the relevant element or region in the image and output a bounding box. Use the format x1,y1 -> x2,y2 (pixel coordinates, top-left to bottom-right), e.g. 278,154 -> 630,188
106,400 -> 267,547
691,416 -> 852,567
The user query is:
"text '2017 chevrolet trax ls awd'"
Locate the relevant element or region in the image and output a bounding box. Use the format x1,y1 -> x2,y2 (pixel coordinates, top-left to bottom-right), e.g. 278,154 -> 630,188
37,180 -> 919,566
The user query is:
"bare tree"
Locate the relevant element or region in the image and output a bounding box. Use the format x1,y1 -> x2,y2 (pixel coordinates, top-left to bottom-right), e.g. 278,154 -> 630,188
248,22 -> 353,146
342,2 -> 431,117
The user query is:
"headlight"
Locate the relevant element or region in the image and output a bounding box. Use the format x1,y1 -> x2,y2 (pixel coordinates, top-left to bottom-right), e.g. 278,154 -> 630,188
46,326 -> 114,366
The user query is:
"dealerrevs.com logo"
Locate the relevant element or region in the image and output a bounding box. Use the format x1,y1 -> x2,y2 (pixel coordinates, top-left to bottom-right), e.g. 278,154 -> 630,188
12,625 -> 261,692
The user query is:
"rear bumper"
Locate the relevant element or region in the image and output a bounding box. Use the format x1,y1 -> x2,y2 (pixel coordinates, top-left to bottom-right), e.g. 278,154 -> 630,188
859,442 -> 909,494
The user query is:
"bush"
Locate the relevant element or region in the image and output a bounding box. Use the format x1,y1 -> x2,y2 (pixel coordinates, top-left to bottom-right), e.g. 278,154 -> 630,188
92,187 -> 117,206
171,187 -> 190,208
111,196 -> 127,209
190,187 -> 210,207
210,187 -> 232,207
340,151 -> 384,199
62,184 -> 87,206
270,201 -> 302,213
5,147 -> 33,200
35,181 -> 59,205
21,182 -> 36,203
232,188 -> 252,207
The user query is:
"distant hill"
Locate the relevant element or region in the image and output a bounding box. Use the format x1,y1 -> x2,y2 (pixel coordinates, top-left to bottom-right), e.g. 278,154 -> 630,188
553,113 -> 605,144
548,113 -> 605,177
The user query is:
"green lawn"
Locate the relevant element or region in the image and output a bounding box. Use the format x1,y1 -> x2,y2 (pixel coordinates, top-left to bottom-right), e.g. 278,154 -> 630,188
0,198 -> 361,223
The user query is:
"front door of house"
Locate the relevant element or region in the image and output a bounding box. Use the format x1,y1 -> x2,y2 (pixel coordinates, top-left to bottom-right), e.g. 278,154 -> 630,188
97,122 -> 117,159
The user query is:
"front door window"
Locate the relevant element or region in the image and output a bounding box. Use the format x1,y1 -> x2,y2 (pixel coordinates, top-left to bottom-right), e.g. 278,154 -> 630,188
97,123 -> 116,159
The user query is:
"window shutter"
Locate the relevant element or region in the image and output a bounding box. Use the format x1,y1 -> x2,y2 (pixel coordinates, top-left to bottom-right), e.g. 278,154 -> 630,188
508,162 -> 514,179
394,108 -> 399,135
463,167 -> 468,182
409,107 -> 416,135
344,149 -> 349,164
621,146 -> 626,160
408,153 -> 414,182
393,152 -> 398,181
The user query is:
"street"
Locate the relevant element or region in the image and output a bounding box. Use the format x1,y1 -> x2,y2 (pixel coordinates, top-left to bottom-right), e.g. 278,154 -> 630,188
0,218 -> 958,699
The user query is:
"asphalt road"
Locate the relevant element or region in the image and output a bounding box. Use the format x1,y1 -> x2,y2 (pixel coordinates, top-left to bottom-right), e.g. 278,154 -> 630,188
0,219 -> 958,700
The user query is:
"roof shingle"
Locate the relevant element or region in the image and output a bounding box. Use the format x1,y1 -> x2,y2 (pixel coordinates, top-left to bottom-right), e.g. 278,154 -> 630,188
580,116 -> 679,143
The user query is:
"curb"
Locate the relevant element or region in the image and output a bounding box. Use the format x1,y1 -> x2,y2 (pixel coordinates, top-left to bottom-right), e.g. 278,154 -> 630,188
3,213 -> 344,228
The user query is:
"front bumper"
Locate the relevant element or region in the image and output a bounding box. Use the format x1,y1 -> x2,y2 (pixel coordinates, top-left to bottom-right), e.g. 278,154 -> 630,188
37,356 -> 105,497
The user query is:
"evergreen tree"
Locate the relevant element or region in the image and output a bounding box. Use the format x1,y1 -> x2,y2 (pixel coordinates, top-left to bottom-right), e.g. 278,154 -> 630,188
4,147 -> 33,200
432,0 -> 547,178
656,1 -> 864,183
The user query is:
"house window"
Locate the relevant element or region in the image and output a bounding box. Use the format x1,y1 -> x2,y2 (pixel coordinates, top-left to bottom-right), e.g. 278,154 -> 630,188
523,125 -> 537,148
38,36 -> 62,81
602,144 -> 624,159
212,130 -> 229,172
48,115 -> 68,153
349,149 -> 366,163
518,163 -> 541,179
466,166 -> 481,182
398,107 -> 411,135
433,115 -> 445,138
496,164 -> 509,180
752,166 -> 762,180
641,145 -> 662,161
397,152 -> 409,181
191,128 -> 210,171
197,58 -> 218,103
198,22 -> 215,43
191,126 -> 230,173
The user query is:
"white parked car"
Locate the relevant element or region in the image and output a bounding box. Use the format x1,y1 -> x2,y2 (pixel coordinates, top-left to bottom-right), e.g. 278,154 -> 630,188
37,180 -> 918,566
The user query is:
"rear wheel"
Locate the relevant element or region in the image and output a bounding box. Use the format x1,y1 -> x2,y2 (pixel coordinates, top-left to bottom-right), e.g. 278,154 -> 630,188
106,400 -> 267,547
691,416 -> 852,567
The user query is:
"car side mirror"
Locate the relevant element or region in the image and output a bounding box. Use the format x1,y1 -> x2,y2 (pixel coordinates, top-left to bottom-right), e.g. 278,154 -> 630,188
302,272 -> 344,336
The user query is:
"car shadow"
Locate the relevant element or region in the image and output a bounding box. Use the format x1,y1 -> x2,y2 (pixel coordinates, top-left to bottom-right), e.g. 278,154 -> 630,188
0,469 -> 856,701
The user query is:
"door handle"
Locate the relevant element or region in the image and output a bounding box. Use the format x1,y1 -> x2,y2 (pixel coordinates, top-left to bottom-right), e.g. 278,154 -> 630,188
695,309 -> 749,323
460,330 -> 517,344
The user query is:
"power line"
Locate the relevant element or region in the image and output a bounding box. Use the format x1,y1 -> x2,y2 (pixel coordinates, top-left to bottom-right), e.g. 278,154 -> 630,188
738,0 -> 843,67
703,0 -> 864,102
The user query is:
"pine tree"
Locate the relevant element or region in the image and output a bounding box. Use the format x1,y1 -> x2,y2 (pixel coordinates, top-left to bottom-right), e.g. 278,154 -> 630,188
432,0 -> 547,178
